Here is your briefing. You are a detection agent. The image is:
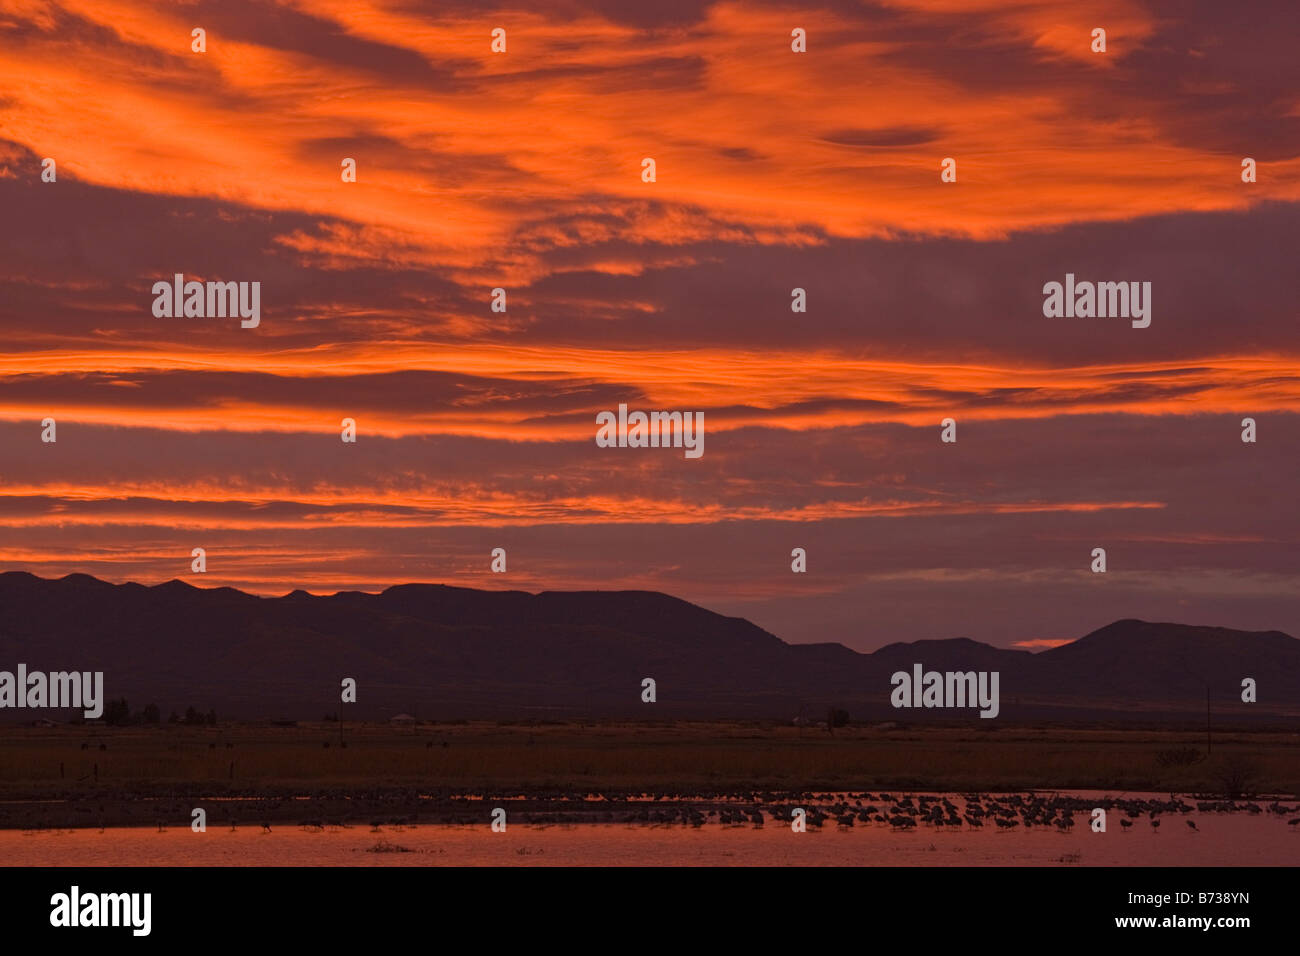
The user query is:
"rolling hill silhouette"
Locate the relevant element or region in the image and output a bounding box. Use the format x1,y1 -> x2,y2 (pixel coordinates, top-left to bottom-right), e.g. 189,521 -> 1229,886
0,571 -> 1294,721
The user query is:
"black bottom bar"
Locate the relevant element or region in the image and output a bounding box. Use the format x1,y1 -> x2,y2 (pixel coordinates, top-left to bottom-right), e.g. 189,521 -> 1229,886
0,866 -> 1277,943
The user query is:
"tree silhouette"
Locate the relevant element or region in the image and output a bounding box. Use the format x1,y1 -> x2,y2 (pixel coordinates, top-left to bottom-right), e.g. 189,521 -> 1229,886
103,698 -> 131,726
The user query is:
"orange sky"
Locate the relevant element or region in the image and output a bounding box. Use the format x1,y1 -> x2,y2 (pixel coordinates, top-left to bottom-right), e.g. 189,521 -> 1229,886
0,0 -> 1296,648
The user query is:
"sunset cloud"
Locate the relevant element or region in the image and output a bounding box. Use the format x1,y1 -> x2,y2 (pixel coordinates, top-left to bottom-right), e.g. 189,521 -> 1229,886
0,0 -> 1296,649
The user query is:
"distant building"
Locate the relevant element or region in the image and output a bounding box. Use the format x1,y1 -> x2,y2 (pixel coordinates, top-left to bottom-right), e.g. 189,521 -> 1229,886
30,718 -> 58,728
791,715 -> 829,728
390,713 -> 416,725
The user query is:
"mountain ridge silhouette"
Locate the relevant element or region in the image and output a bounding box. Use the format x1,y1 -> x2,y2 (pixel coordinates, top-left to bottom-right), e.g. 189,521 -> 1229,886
0,571 -> 1294,721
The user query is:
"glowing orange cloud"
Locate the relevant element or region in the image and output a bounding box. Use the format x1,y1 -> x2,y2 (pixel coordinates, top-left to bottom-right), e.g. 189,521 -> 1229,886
1,0 -> 1296,288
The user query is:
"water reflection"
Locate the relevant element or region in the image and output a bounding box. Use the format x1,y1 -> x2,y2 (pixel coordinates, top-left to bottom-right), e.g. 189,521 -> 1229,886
5,791 -> 1295,866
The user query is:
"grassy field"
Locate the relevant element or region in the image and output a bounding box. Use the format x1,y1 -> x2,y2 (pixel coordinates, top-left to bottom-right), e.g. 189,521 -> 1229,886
1,720 -> 1296,796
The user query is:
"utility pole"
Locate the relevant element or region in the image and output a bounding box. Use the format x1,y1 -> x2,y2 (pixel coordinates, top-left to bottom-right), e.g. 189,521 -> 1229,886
1205,685 -> 1212,755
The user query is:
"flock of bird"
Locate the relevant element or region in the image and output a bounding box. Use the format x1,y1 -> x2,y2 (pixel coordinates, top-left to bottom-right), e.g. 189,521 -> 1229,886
13,788 -> 1300,832
496,791 -> 1300,831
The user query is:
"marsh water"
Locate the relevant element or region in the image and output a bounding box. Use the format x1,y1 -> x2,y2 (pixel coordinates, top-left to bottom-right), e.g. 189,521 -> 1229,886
4,792 -> 1295,866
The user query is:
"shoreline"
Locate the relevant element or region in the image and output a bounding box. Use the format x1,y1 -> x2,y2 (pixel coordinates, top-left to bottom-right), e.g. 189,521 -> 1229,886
3,788 -> 1296,831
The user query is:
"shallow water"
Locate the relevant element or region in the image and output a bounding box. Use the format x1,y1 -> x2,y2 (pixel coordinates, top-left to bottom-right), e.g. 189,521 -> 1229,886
6,796 -> 1296,866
